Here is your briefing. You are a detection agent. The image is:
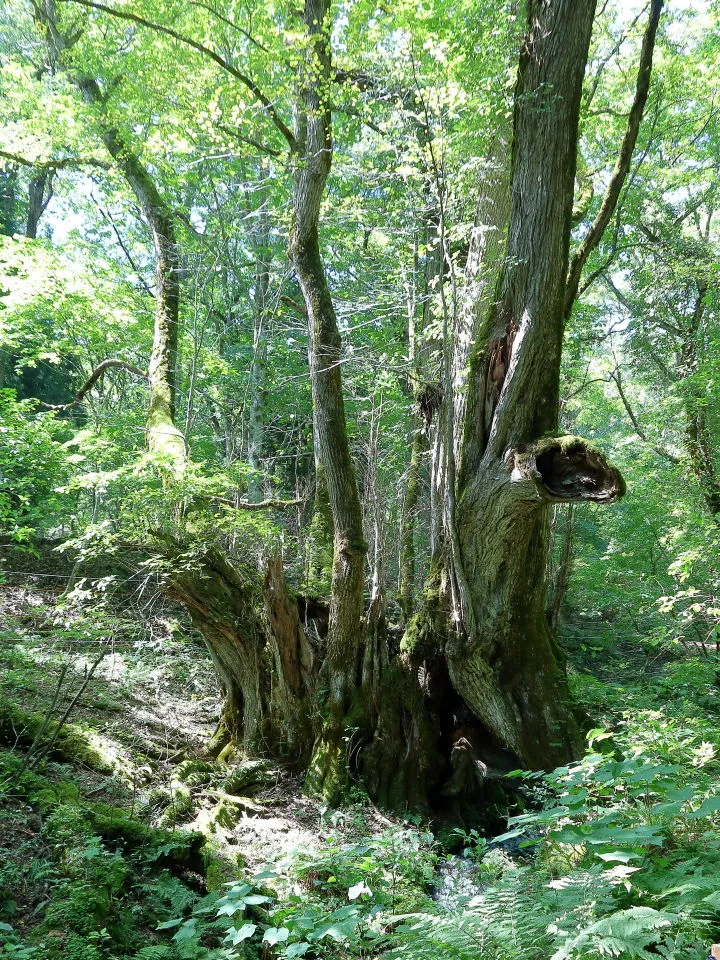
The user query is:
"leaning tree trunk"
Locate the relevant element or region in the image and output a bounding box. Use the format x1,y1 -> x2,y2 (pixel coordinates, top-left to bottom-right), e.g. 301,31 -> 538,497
76,76 -> 186,469
289,0 -> 367,796
40,0 -> 185,466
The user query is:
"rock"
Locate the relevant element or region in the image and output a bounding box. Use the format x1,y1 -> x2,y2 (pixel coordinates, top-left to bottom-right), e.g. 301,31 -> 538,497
221,759 -> 278,796
175,759 -> 216,787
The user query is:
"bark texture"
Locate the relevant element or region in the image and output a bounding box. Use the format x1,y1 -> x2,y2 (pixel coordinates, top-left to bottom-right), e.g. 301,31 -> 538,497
429,0 -> 632,771
288,0 -> 366,718
169,549 -> 269,749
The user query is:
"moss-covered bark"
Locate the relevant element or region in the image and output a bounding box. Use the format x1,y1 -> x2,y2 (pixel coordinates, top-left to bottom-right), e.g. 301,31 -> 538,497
422,0 -> 636,773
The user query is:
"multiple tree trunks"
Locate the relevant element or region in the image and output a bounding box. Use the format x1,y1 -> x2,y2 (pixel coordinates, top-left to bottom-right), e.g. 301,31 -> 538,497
27,0 -> 669,806
133,0 -> 636,797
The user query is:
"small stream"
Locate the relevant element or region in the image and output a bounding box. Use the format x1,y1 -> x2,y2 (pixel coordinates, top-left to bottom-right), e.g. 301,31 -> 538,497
433,832 -> 533,910
433,854 -> 486,910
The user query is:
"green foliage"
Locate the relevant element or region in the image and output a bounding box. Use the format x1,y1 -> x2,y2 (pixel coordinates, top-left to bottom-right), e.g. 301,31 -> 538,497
0,390 -> 70,542
0,745 -> 211,960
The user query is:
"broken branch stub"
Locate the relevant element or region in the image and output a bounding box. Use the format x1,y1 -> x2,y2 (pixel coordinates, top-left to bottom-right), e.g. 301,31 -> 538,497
512,435 -> 626,504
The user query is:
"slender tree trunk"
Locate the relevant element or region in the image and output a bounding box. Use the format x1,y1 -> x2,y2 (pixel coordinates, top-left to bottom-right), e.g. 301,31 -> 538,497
25,169 -> 54,239
0,166 -> 18,236
399,427 -> 424,620
289,0 -> 365,701
75,76 -> 185,468
548,504 -> 575,635
246,205 -> 272,499
682,282 -> 720,518
398,235 -> 431,621
288,0 -> 367,796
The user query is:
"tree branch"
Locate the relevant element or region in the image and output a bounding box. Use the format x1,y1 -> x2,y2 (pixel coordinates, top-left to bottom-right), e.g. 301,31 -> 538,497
214,123 -> 282,158
187,1 -> 270,53
40,359 -> 148,410
0,148 -> 110,171
609,364 -> 680,464
58,0 -> 297,150
216,497 -> 302,510
91,195 -> 155,297
583,5 -> 647,112
280,294 -> 307,317
565,0 -> 663,316
605,275 -> 683,337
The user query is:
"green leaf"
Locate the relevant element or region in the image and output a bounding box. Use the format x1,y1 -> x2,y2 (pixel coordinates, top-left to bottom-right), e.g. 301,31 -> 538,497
286,944 -> 310,958
596,850 -> 642,863
173,919 -> 197,943
687,796 -> 720,818
223,923 -> 256,945
263,927 -> 290,945
216,901 -> 244,917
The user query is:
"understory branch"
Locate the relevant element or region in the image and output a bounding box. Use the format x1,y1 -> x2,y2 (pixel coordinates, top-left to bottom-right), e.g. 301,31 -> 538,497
58,0 -> 298,150
40,359 -> 148,410
565,0 -> 663,315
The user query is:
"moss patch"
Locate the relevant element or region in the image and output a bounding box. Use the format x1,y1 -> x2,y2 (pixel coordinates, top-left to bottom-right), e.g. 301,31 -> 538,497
0,701 -> 113,773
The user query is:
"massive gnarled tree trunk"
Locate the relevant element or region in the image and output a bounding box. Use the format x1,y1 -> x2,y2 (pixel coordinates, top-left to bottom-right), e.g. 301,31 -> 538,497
409,0 -> 664,772
447,0 -> 601,748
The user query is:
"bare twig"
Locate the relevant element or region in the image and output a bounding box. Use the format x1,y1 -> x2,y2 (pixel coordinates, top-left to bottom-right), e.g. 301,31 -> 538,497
31,652 -> 107,769
609,362 -> 680,464
5,665 -> 69,784
0,148 -> 110,171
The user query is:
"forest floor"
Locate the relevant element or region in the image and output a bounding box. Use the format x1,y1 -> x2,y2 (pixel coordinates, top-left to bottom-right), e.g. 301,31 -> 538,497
2,576 -> 720,960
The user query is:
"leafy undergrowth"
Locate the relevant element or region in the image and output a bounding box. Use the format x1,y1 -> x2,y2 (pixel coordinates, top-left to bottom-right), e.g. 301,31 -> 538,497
2,586 -> 720,959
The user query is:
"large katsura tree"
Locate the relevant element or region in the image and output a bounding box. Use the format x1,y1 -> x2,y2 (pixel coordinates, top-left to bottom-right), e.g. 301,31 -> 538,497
3,0 -> 666,803
412,0 -> 663,770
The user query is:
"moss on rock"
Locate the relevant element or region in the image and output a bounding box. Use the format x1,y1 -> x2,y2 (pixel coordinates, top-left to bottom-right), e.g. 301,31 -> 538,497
175,758 -> 216,786
0,700 -> 113,773
221,759 -> 277,796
